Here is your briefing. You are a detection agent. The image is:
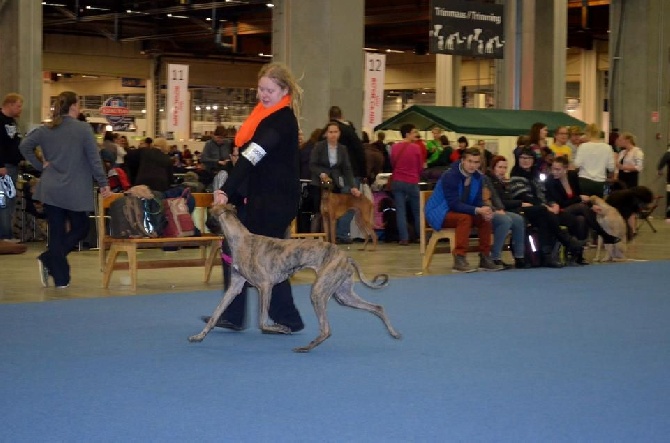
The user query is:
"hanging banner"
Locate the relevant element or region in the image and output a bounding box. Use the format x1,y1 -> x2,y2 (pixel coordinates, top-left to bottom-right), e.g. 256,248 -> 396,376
167,64 -> 189,134
363,52 -> 386,133
429,0 -> 504,59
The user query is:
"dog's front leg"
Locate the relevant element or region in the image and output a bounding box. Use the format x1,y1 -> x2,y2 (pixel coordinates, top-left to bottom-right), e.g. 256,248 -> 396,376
188,276 -> 246,343
257,285 -> 291,334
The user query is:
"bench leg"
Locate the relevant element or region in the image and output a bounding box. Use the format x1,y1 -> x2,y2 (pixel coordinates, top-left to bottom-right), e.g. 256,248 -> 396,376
204,240 -> 221,283
422,233 -> 455,271
102,245 -> 120,288
127,246 -> 138,290
422,235 -> 441,270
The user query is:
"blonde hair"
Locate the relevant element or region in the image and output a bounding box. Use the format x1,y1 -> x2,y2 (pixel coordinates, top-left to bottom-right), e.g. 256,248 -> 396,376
2,93 -> 23,107
257,62 -> 303,119
583,123 -> 601,140
153,137 -> 170,154
619,131 -> 637,146
49,91 -> 78,129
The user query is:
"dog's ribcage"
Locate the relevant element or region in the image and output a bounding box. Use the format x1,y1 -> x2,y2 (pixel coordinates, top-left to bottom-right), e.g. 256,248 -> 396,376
233,235 -> 347,285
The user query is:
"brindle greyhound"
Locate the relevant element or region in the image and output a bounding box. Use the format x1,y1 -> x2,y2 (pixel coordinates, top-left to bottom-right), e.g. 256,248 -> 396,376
188,204 -> 401,352
320,177 -> 378,251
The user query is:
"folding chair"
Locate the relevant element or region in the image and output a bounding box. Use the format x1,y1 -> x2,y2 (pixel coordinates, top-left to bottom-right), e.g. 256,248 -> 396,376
636,196 -> 663,233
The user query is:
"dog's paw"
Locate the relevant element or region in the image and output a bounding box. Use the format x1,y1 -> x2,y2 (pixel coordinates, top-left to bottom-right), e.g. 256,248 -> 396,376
261,324 -> 291,335
292,346 -> 312,353
188,333 -> 205,343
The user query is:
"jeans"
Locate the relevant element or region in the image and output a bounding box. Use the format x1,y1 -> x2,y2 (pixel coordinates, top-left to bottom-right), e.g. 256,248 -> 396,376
0,164 -> 18,239
391,180 -> 420,242
336,210 -> 355,240
491,211 -> 525,260
39,204 -> 90,286
335,177 -> 361,240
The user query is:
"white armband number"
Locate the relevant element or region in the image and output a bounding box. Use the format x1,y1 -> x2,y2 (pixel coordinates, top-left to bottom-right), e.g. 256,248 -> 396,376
242,142 -> 267,166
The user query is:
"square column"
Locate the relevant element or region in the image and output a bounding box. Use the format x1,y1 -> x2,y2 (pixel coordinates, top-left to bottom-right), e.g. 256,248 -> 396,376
435,55 -> 461,107
0,0 -> 42,128
519,0 -> 567,111
273,0 -> 364,135
610,0 -> 670,196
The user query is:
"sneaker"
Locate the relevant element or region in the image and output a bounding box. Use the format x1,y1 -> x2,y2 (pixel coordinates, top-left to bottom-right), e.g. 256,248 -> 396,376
56,284 -> 70,289
479,254 -> 504,271
37,259 -> 49,288
452,255 -> 476,273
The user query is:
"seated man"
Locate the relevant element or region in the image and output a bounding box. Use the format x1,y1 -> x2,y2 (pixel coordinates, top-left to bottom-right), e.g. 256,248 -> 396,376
425,147 -> 502,273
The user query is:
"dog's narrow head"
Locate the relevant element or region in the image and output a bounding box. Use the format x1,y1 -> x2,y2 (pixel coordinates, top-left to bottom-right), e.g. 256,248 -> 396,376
206,204 -> 238,235
320,176 -> 334,191
210,203 -> 236,218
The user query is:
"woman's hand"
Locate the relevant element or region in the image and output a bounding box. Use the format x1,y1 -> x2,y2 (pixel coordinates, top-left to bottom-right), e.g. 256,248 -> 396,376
99,186 -> 112,198
351,188 -> 361,198
213,189 -> 228,205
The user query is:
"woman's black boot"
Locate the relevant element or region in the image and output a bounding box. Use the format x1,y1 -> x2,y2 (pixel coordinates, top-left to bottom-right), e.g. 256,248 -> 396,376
514,257 -> 529,269
556,230 -> 586,254
568,252 -> 590,266
541,247 -> 563,268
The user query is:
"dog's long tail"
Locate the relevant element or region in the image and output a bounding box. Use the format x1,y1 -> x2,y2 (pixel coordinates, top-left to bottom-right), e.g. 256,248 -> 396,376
347,257 -> 389,289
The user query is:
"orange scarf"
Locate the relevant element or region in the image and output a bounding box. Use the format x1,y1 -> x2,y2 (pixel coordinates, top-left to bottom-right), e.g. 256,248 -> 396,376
235,95 -> 292,148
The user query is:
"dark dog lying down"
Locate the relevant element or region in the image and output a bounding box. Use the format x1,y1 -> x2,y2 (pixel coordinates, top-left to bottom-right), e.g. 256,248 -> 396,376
190,204 -> 401,352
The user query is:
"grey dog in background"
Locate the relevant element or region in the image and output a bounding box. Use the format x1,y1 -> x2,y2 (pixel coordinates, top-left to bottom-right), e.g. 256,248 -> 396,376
189,204 -> 401,352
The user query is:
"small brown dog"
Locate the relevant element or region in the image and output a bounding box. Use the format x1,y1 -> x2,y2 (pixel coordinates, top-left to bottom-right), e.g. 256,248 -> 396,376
320,178 -> 377,251
590,195 -> 627,261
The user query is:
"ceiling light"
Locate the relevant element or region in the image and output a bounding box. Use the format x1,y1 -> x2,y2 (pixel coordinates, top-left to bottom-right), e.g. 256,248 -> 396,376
167,13 -> 188,19
266,3 -> 275,7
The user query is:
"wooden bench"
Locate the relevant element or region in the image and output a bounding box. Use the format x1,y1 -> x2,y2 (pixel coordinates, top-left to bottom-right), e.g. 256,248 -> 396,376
289,218 -> 327,241
419,190 -> 457,271
98,192 -> 222,290
419,190 -> 493,271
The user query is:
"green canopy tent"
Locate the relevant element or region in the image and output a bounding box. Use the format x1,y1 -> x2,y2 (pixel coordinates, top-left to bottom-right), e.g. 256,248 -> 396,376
374,105 -> 587,136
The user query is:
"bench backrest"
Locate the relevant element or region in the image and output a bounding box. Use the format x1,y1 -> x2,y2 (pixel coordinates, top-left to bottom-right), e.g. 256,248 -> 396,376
98,192 -> 214,244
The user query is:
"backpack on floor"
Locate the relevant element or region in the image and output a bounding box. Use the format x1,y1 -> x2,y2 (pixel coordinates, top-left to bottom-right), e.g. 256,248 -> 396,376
524,229 -> 542,267
109,195 -> 162,238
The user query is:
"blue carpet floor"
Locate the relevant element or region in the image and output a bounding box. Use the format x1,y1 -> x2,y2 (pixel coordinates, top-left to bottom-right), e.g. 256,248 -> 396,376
2,261 -> 670,442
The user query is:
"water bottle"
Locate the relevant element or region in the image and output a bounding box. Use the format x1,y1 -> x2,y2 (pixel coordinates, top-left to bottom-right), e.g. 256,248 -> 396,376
0,189 -> 6,208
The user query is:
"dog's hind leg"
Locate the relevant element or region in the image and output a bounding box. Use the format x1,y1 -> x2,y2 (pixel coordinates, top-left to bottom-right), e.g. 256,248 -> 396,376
293,284 -> 332,353
333,278 -> 402,340
188,275 -> 246,343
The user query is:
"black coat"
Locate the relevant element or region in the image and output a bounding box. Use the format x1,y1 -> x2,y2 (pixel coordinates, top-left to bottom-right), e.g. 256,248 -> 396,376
544,170 -> 583,208
222,107 -> 300,237
330,120 -> 366,179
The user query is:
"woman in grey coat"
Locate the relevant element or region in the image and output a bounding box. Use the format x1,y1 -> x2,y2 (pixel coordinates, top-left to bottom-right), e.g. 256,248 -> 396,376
20,91 -> 112,288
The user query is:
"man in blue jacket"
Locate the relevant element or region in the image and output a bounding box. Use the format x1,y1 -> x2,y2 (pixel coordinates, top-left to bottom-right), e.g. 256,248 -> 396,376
425,147 -> 501,273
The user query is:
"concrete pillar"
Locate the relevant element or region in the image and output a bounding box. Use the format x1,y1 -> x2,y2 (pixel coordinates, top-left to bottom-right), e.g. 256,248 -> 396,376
435,55 -> 461,107
579,49 -> 598,125
519,0 -> 567,111
495,0 -> 520,109
145,58 -> 159,138
273,0 -> 364,136
0,0 -> 43,129
610,0 -> 670,201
